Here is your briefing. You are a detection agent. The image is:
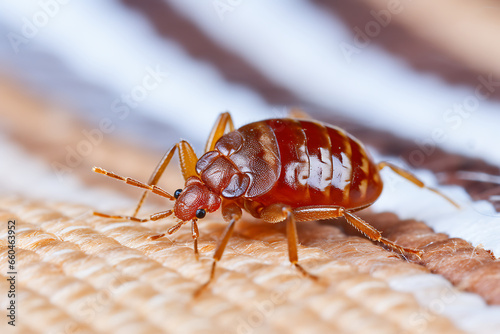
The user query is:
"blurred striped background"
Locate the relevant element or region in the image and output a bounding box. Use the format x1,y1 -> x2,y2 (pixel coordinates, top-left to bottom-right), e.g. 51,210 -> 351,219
1,1 -> 500,333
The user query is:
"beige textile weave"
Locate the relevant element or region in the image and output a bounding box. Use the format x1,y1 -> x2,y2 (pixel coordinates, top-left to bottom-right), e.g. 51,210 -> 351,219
1,195 -> 464,334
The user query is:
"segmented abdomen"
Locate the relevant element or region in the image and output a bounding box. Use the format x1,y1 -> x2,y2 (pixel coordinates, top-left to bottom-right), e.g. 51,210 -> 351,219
245,119 -> 383,209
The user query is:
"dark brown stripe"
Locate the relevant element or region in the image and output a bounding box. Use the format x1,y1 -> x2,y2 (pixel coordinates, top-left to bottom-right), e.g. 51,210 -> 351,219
311,0 -> 500,101
121,0 -> 300,106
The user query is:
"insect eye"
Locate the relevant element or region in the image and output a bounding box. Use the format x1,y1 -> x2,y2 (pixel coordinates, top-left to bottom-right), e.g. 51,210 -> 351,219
195,209 -> 206,219
174,189 -> 182,199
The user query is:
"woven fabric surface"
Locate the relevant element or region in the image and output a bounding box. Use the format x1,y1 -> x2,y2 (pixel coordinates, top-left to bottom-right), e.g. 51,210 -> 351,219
1,196 -> 463,334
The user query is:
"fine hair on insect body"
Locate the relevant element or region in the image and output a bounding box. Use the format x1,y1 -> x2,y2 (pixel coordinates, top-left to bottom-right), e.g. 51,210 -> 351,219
93,111 -> 459,296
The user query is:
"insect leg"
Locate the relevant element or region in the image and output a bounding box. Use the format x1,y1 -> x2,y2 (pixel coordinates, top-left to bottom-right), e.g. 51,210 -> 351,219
291,205 -> 344,222
342,210 -> 423,257
93,210 -> 172,240
259,204 -> 319,280
131,140 -> 198,216
93,167 -> 175,200
285,208 -> 319,280
378,161 -> 460,208
194,200 -> 241,297
287,107 -> 311,119
204,112 -> 235,152
192,219 -> 200,260
290,205 -> 422,257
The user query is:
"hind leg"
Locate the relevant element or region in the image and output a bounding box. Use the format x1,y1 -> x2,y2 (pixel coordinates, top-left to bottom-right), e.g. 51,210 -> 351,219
288,108 -> 311,119
261,204 -> 422,262
378,162 -> 459,209
292,205 -> 422,257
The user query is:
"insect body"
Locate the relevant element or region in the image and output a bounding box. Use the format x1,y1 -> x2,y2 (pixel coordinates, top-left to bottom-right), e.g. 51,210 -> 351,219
93,112 -> 458,294
203,119 -> 383,209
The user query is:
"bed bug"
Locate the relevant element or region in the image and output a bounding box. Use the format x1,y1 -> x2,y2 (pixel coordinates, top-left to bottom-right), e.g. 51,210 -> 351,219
93,112 -> 458,294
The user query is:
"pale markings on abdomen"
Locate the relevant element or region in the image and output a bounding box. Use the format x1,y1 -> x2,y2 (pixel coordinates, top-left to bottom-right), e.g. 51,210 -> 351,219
334,129 -> 353,202
284,121 -> 309,188
306,122 -> 333,193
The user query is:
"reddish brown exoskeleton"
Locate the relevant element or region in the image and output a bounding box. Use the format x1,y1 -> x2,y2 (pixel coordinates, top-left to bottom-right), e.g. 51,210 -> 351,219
93,112 -> 458,294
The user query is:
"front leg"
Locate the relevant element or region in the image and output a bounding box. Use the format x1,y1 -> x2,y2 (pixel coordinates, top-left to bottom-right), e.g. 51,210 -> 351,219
192,219 -> 200,260
132,140 -> 198,216
204,112 -> 235,152
194,200 -> 242,297
135,112 -> 235,216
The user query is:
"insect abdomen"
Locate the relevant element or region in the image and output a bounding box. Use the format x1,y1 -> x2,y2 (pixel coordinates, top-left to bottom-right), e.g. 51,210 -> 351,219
247,119 -> 383,210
